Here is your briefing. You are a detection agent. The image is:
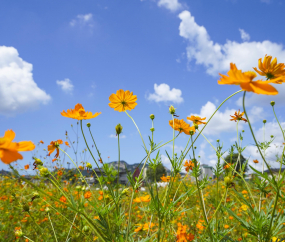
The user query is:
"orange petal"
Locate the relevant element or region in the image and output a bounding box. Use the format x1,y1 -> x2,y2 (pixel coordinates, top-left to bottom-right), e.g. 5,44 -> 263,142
4,130 -> 16,143
0,149 -> 23,164
17,141 -> 36,152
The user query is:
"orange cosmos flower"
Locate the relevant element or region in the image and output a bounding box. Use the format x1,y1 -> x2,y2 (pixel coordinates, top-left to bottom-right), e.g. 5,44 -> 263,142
253,159 -> 259,164
160,175 -> 170,182
39,140 -> 44,144
218,63 -> 278,95
65,141 -> 70,147
108,89 -> 137,112
184,160 -> 194,172
57,170 -> 63,176
0,130 -> 35,164
230,110 -> 247,123
253,55 -> 285,83
59,196 -> 67,203
187,115 -> 206,125
61,104 -> 101,120
84,191 -> 92,199
47,140 -> 63,159
169,119 -> 191,134
24,165 -> 29,170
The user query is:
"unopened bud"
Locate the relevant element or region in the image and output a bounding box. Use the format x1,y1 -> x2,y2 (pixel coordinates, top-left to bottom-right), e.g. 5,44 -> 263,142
150,127 -> 155,132
45,207 -> 50,213
83,225 -> 90,233
263,120 -> 267,124
86,162 -> 92,169
34,158 -> 43,166
216,139 -> 220,142
150,114 -> 155,120
39,167 -> 49,177
76,186 -> 82,190
86,123 -> 91,128
15,229 -> 23,238
22,203 -> 29,212
115,124 -> 123,135
270,101 -> 275,106
169,105 -> 176,115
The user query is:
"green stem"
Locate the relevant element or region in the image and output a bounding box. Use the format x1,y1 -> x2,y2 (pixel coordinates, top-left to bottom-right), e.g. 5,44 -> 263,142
48,212 -> 58,242
184,90 -> 243,159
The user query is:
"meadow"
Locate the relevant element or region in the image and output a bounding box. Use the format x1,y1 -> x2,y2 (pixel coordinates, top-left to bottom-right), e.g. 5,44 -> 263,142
1,55 -> 285,242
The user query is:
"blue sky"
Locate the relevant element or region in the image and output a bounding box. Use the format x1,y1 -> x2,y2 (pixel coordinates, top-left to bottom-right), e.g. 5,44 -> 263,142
1,0 -> 285,173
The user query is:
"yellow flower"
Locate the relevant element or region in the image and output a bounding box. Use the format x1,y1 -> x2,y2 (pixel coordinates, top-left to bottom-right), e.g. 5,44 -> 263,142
61,104 -> 101,120
218,63 -> 278,95
253,55 -> 285,83
109,89 -> 137,112
169,119 -> 191,134
0,130 -> 35,164
241,204 -> 248,211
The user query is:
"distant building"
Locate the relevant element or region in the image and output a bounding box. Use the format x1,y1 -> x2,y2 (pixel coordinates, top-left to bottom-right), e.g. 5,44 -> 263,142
190,164 -> 214,182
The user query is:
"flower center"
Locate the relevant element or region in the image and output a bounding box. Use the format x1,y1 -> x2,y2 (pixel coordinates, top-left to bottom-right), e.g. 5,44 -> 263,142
0,137 -> 6,145
78,108 -> 86,117
266,72 -> 275,80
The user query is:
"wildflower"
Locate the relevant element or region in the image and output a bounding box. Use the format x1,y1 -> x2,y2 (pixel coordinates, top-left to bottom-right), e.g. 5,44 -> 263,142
39,167 -> 49,177
24,164 -> 29,170
65,141 -> 70,147
241,204 -> 248,211
184,160 -> 194,172
47,140 -> 63,159
229,216 -> 233,220
169,105 -> 176,115
169,119 -> 191,134
59,196 -> 67,203
57,170 -> 63,176
0,130 -> 35,164
84,191 -> 92,199
230,110 -> 247,122
39,140 -> 44,144
224,224 -> 229,229
218,63 -> 278,95
187,115 -> 207,125
160,175 -> 170,182
253,55 -> 285,83
253,159 -> 259,163
108,89 -> 137,112
134,224 -> 143,232
61,103 -> 101,120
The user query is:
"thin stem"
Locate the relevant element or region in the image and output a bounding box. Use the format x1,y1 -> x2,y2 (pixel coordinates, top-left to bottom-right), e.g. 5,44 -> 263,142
48,212 -> 58,242
65,213 -> 78,242
184,90 -> 243,159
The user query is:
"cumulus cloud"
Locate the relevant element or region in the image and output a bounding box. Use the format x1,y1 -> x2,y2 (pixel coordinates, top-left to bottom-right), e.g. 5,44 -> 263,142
239,29 -> 250,42
161,154 -> 172,169
157,0 -> 182,12
147,83 -> 183,104
56,78 -> 74,94
188,101 -> 263,136
244,121 -> 285,172
70,14 -> 94,29
0,46 -> 51,116
109,134 -> 126,139
178,10 -> 285,104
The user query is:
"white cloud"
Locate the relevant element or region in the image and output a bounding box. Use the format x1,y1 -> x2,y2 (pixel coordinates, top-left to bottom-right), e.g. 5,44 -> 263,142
147,83 -> 183,104
178,10 -> 285,76
244,121 -> 285,172
0,46 -> 51,116
109,134 -> 126,139
161,154 -> 172,169
70,14 -> 94,28
157,0 -> 182,12
56,78 -> 74,94
239,29 -> 250,42
188,101 -> 246,136
178,10 -> 285,104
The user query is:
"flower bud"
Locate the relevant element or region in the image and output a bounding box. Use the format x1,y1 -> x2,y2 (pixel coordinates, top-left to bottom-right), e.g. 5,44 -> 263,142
150,127 -> 155,132
189,130 -> 194,135
83,225 -> 90,233
150,114 -> 155,120
45,207 -> 50,213
224,176 -> 233,186
82,186 -> 86,191
169,105 -> 176,115
263,120 -> 267,124
115,124 -> 123,135
32,192 -> 40,199
86,162 -> 92,169
22,203 -> 29,212
216,139 -> 220,142
34,158 -> 43,166
76,185 -> 82,190
86,123 -> 91,128
270,101 -> 275,106
39,167 -> 49,177
194,124 -> 198,130
270,135 -> 274,139
15,229 -> 23,238
122,188 -> 129,195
